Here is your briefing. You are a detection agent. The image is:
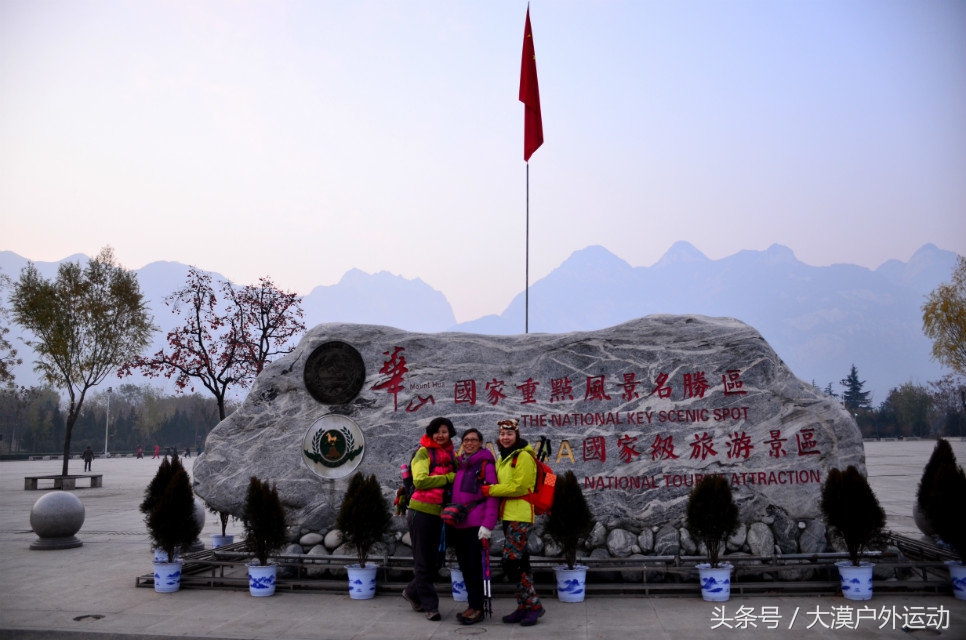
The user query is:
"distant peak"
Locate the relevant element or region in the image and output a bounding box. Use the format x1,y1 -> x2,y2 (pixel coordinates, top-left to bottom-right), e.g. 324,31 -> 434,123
763,244 -> 797,262
655,241 -> 708,267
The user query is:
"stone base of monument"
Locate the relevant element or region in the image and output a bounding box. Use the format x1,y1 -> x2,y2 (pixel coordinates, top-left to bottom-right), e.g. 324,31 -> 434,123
946,561 -> 966,601
836,561 -> 874,600
697,563 -> 733,602
554,565 -> 588,603
29,491 -> 84,550
346,564 -> 378,600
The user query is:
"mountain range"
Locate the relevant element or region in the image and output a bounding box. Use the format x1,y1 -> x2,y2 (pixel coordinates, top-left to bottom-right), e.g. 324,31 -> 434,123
1,242 -> 959,404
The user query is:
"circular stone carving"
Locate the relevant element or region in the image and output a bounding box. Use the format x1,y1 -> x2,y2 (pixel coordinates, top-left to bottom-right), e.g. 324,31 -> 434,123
303,341 -> 366,405
302,414 -> 366,480
30,491 -> 85,550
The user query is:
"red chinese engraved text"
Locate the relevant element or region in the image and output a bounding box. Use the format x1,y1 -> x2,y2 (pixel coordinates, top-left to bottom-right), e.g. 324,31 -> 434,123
550,377 -> 574,402
689,432 -> 716,460
454,380 -> 476,405
517,378 -> 540,405
485,379 -> 506,406
583,436 -> 606,462
723,369 -> 748,396
652,372 -> 672,399
371,346 -> 407,412
650,434 -> 680,461
584,375 -> 611,402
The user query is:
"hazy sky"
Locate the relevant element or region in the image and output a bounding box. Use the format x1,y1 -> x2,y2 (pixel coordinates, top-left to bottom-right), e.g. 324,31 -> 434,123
2,0 -> 964,323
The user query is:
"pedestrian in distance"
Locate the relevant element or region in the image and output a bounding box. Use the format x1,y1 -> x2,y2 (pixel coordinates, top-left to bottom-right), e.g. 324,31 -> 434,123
82,445 -> 94,472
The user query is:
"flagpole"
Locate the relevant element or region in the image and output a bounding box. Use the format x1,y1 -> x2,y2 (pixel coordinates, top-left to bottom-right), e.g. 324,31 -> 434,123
520,5 -> 542,335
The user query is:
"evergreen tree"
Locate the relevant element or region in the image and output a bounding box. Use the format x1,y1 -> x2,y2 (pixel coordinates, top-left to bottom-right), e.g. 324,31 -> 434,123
840,364 -> 872,413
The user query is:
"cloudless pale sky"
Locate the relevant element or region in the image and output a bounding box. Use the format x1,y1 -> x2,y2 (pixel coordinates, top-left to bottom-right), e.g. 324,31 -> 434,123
2,0 -> 964,323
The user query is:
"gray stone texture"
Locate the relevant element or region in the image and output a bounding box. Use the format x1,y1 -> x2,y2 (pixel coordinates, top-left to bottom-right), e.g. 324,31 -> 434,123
798,520 -> 828,554
193,316 -> 864,536
605,528 -> 637,557
746,522 -> 776,557
767,504 -> 800,554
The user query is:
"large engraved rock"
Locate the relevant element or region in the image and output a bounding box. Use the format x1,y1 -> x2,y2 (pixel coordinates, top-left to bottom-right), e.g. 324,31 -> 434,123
192,315 -> 864,532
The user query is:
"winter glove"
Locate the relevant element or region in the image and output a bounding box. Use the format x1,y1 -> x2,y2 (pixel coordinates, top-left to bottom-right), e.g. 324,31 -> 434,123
478,526 -> 492,540
481,485 -> 491,497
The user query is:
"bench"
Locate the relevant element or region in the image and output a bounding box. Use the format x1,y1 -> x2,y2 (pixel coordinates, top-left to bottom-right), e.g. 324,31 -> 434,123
24,474 -> 103,490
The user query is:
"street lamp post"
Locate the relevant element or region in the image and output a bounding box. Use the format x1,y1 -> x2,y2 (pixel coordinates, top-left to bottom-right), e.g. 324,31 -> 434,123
103,387 -> 112,457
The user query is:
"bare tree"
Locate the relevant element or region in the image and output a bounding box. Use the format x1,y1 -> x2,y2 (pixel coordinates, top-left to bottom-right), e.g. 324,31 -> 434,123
124,268 -> 304,421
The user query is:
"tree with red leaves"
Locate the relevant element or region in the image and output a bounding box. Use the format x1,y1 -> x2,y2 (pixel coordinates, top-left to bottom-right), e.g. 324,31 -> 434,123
123,268 -> 305,421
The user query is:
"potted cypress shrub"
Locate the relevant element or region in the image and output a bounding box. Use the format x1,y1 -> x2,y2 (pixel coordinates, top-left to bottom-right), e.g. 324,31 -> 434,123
685,474 -> 739,602
544,470 -> 595,602
335,472 -> 392,600
207,506 -> 236,548
242,476 -> 288,597
141,455 -> 201,593
914,438 -> 956,536
820,465 -> 886,600
922,455 -> 966,600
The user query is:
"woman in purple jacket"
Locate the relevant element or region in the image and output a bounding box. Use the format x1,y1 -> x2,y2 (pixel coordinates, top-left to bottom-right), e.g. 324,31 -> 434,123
449,427 -> 499,625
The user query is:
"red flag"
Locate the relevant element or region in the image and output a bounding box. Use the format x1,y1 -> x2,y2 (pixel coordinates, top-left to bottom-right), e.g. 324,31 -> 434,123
520,7 -> 543,162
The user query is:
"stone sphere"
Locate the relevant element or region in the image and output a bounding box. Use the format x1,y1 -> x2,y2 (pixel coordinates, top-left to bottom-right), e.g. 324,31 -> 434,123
30,491 -> 84,549
193,498 -> 206,530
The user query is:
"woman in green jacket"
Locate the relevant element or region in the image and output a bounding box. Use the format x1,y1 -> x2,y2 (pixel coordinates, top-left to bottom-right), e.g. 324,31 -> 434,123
482,418 -> 544,626
402,417 -> 456,621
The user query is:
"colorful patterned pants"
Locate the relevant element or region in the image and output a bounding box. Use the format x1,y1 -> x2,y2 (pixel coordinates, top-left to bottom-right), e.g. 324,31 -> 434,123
501,521 -> 541,610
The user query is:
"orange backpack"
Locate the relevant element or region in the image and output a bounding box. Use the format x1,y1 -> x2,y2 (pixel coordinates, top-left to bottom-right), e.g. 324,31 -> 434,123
513,450 -> 556,515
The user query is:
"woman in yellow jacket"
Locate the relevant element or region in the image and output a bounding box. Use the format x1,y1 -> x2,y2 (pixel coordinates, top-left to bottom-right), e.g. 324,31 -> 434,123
482,418 -> 544,626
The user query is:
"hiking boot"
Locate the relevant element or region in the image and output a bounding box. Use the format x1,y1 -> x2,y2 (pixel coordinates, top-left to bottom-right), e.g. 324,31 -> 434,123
502,608 -> 527,624
520,607 -> 544,627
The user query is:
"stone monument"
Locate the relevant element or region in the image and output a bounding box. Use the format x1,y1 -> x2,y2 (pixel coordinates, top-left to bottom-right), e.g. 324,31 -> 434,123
193,315 -> 863,549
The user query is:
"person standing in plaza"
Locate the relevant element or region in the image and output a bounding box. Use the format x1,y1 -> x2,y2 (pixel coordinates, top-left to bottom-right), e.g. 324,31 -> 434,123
402,417 -> 455,622
82,445 -> 94,472
482,418 -> 544,626
449,428 -> 498,625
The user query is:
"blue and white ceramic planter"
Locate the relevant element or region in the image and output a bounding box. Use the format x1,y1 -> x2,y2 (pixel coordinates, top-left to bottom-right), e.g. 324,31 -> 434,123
450,568 -> 467,602
346,564 -> 378,600
211,534 -> 234,549
697,563 -> 733,602
153,560 -> 183,593
554,565 -> 589,603
947,560 -> 966,601
836,561 -> 874,601
247,563 -> 277,597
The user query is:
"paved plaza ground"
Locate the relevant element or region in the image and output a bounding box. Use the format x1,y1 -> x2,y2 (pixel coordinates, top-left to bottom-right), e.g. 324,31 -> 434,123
0,439 -> 964,639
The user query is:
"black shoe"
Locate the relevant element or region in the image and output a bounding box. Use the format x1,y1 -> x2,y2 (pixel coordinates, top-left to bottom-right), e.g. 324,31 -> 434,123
425,611 -> 441,621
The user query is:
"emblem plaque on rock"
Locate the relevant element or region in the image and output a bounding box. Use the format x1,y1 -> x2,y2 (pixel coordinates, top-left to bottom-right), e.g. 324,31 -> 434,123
302,414 -> 365,479
303,341 -> 366,405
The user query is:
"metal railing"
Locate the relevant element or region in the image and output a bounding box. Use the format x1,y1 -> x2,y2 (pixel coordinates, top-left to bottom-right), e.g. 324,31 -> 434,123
135,532 -> 959,598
